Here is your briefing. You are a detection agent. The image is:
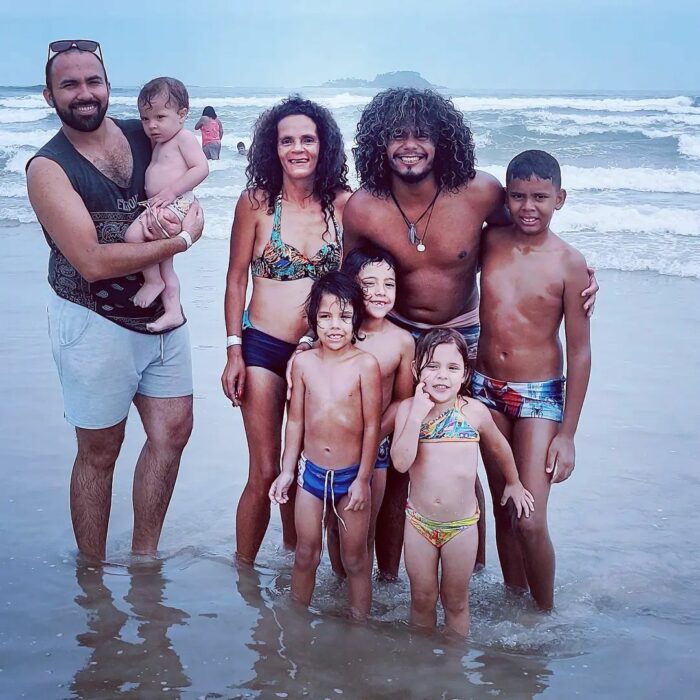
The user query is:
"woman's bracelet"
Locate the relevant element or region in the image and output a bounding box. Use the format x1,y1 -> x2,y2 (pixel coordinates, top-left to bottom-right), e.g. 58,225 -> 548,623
298,335 -> 314,347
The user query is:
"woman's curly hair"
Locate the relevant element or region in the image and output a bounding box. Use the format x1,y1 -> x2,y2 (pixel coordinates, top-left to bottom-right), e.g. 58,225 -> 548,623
353,88 -> 476,197
246,95 -> 350,225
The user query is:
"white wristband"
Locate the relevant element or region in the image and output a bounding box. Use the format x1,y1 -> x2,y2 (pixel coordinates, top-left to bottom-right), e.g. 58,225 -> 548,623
226,334 -> 243,348
298,335 -> 314,347
177,231 -> 193,249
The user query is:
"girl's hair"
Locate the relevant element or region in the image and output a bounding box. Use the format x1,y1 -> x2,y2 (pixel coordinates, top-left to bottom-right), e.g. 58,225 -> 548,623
245,95 -> 350,223
354,88 -> 476,198
342,244 -> 398,280
414,328 -> 473,396
202,105 -> 217,119
305,272 -> 365,343
138,77 -> 189,111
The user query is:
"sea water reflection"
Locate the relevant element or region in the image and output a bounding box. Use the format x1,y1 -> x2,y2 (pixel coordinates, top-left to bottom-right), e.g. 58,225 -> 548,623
65,555 -> 556,699
70,561 -> 189,699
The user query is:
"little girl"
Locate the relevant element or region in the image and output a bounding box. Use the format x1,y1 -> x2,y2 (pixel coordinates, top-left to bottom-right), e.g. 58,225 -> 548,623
391,329 -> 534,636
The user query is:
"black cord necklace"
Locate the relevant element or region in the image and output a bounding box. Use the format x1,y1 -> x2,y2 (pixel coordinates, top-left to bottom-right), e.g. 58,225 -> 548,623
390,187 -> 441,252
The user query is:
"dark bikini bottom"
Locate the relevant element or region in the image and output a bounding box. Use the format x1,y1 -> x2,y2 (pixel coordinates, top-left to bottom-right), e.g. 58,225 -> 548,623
242,316 -> 297,379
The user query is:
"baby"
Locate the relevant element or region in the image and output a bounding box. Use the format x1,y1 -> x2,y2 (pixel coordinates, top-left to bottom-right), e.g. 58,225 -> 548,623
126,77 -> 208,332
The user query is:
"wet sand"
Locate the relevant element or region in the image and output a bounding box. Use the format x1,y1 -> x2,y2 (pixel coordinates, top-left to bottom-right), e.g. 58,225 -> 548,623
1,223 -> 699,699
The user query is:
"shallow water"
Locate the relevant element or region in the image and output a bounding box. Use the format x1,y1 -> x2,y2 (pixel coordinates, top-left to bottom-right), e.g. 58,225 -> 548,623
1,232 -> 699,698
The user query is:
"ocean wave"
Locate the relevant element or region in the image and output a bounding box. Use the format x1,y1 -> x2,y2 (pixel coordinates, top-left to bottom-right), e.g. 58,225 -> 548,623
109,92 -> 372,110
678,135 -> 700,160
3,147 -> 35,173
530,110 -> 700,129
0,128 -> 55,148
524,120 -> 676,140
452,95 -> 699,114
566,233 -> 700,279
481,164 -> 700,194
0,181 -> 28,198
0,202 -> 37,224
0,107 -> 53,124
557,204 -> 700,237
0,95 -> 45,109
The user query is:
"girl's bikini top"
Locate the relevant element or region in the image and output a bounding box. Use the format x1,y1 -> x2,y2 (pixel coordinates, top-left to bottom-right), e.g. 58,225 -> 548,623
419,398 -> 480,443
250,195 -> 342,281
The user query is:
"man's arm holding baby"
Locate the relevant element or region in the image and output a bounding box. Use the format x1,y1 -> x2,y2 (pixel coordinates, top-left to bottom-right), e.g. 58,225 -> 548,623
27,158 -> 204,283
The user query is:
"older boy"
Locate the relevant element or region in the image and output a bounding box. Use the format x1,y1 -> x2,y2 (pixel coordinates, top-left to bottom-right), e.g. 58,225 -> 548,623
475,150 -> 591,610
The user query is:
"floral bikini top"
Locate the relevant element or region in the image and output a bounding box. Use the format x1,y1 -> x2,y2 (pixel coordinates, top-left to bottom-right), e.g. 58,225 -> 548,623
250,195 -> 342,281
419,398 -> 480,443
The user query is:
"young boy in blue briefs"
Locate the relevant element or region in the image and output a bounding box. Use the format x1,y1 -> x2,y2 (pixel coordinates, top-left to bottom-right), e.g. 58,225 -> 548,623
269,271 -> 382,619
475,150 -> 591,610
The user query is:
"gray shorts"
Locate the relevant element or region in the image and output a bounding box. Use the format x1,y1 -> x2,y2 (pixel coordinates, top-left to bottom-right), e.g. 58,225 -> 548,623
202,141 -> 221,160
48,295 -> 193,429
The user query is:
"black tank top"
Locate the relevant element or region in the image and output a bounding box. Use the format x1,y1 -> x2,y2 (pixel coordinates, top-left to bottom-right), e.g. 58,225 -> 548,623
29,119 -> 170,333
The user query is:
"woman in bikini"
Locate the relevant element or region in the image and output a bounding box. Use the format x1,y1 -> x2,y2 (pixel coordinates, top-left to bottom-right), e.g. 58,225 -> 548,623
222,96 -> 351,564
391,329 -> 534,636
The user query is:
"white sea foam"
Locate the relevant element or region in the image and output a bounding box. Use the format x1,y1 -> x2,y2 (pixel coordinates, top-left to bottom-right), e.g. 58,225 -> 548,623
566,232 -> 700,278
678,134 -> 700,160
452,95 -> 699,114
526,121 -> 680,140
109,92 -> 373,110
481,164 -> 700,194
0,202 -> 37,224
0,108 -> 53,124
0,128 -> 55,148
0,95 -> 46,109
0,181 -> 28,198
3,147 -> 35,173
532,110 -> 700,128
557,204 -> 700,237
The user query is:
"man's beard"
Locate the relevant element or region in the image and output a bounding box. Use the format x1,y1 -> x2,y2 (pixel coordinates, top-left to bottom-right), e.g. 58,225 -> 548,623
389,157 -> 434,185
55,99 -> 108,132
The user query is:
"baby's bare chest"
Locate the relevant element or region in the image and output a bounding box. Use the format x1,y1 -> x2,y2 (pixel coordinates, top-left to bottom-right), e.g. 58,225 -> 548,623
146,142 -> 189,191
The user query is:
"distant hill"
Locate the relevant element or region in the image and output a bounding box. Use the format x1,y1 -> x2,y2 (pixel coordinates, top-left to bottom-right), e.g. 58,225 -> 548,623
321,71 -> 438,89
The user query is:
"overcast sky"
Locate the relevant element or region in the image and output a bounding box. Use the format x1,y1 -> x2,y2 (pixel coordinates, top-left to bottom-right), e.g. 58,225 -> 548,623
2,0 -> 699,91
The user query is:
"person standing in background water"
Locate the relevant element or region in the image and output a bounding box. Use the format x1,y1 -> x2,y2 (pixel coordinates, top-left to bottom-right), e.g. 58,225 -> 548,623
195,105 -> 224,160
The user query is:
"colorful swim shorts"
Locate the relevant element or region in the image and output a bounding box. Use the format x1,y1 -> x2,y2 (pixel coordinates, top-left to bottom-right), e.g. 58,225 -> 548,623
471,370 -> 565,422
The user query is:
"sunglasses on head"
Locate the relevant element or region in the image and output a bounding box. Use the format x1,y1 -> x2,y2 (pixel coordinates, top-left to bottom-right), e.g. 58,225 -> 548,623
47,40 -> 103,62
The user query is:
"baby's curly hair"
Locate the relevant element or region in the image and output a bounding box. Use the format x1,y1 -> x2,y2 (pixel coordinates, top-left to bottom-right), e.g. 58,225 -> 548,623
353,88 -> 477,197
246,95 -> 350,224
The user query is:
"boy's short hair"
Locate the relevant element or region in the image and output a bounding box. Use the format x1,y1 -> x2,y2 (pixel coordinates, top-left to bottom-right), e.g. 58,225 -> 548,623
138,77 -> 189,111
305,271 -> 365,342
506,150 -> 561,189
237,141 -> 245,148
342,244 -> 398,280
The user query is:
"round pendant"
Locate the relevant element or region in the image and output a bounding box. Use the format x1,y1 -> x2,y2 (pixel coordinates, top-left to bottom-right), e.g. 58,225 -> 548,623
416,243 -> 426,252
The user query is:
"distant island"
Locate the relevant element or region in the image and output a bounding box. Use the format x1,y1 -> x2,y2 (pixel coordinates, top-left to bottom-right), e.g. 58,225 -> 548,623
320,71 -> 439,89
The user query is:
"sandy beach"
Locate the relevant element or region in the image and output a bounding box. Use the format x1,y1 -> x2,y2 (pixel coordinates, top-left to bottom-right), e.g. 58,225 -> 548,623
1,222 -> 699,699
